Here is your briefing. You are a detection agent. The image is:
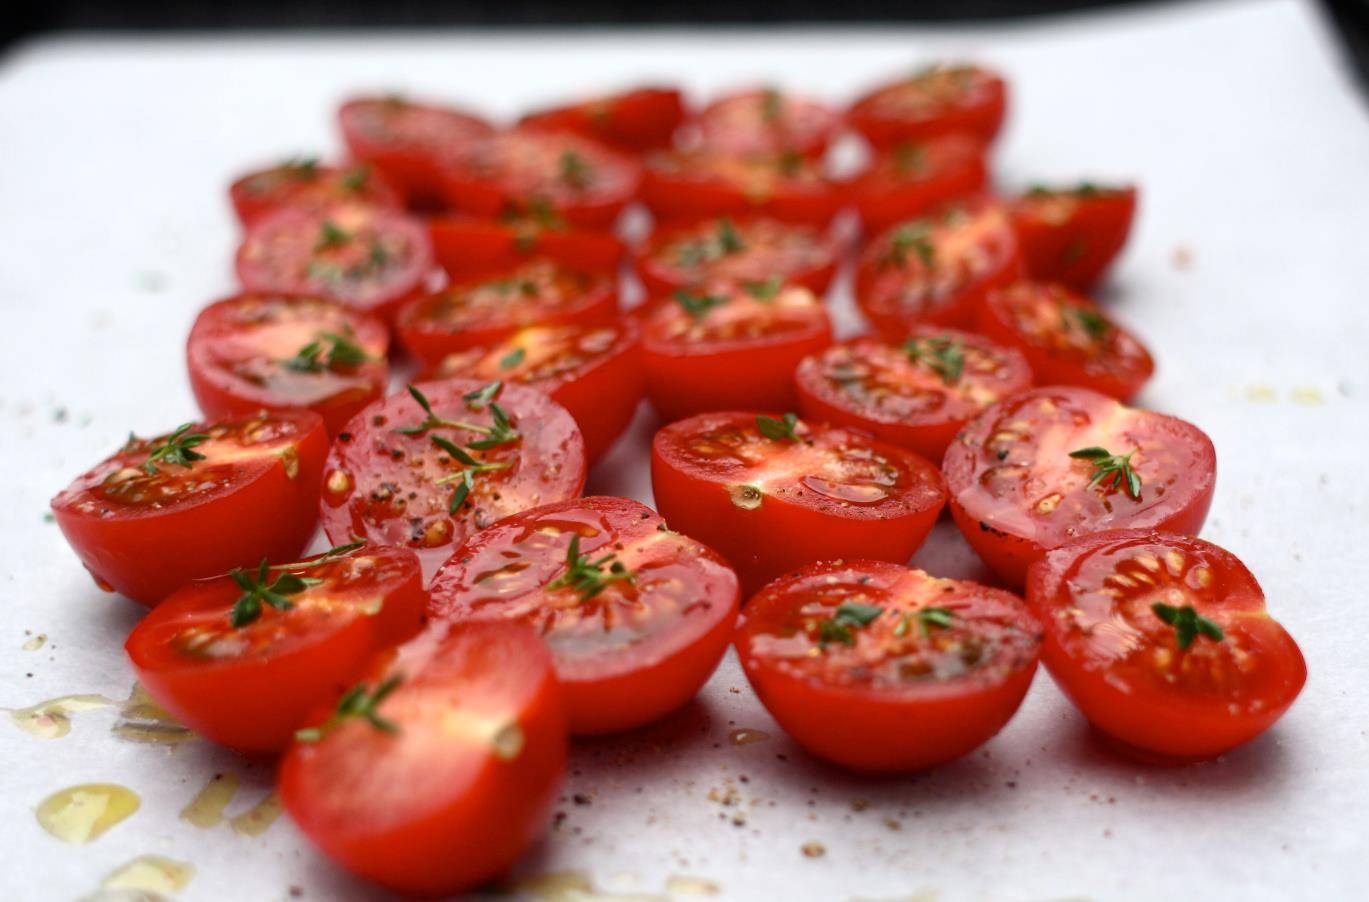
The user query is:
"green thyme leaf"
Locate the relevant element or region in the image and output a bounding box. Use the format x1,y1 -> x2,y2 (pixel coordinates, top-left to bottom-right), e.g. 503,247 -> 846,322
755,412 -> 800,442
1152,602 -> 1224,650
673,289 -> 728,321
499,347 -> 527,369
741,276 -> 782,300
902,336 -> 965,385
140,423 -> 209,475
546,534 -> 636,601
295,674 -> 403,742
1069,446 -> 1142,500
315,220 -> 351,252
229,558 -> 321,628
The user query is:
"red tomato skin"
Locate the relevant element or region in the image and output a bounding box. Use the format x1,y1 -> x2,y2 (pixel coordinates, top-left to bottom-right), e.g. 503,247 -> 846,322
520,87 -> 686,153
641,153 -> 843,227
694,89 -> 840,159
848,66 -> 1008,149
651,413 -> 946,595
50,411 -> 328,606
851,136 -> 990,234
428,216 -> 623,280
735,560 -> 1040,772
634,217 -> 840,300
943,387 -> 1217,588
1011,187 -> 1137,291
1026,530 -> 1306,761
279,621 -> 566,897
124,546 -> 425,754
186,294 -> 391,437
229,164 -> 402,228
428,496 -> 740,734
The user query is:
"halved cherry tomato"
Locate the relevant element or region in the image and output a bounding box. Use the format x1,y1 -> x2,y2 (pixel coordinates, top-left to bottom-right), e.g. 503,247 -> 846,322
850,135 -> 988,234
735,559 -> 1040,771
795,327 -> 1032,461
1010,184 -> 1137,290
235,204 -> 434,322
51,411 -> 328,605
520,86 -> 685,153
338,96 -> 494,207
694,88 -> 839,159
421,321 -> 643,465
279,620 -> 566,897
395,260 -> 618,367
635,216 -> 839,299
439,130 -> 641,230
848,63 -> 1008,149
979,281 -> 1154,400
428,496 -> 739,734
187,294 -> 390,437
428,215 -> 623,280
855,200 -> 1022,337
125,543 -> 425,754
229,159 -> 401,227
640,282 -> 832,421
642,149 -> 842,226
943,386 -> 1216,588
320,379 -> 586,578
1027,529 -> 1305,762
652,412 -> 946,594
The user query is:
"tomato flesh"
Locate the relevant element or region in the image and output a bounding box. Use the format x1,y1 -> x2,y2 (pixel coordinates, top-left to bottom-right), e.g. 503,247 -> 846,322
229,161 -> 401,227
338,97 -> 494,207
51,411 -> 328,605
635,216 -> 839,299
520,86 -> 685,153
850,135 -> 989,234
848,64 -> 1007,148
1010,185 -> 1137,291
429,496 -> 739,734
428,216 -> 623,280
736,559 -> 1040,772
943,387 -> 1216,588
795,327 -> 1032,462
642,149 -> 842,226
279,620 -> 566,897
695,88 -> 839,158
1027,529 -> 1305,761
652,411 -> 946,594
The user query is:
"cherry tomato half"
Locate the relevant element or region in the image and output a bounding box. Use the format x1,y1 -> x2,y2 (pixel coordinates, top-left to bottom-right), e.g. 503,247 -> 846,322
855,201 -> 1022,337
641,282 -> 832,421
235,204 -> 434,322
338,96 -> 495,207
848,63 -> 1008,149
943,387 -> 1216,588
280,620 -> 566,897
642,149 -> 843,227
125,543 -> 425,754
428,215 -> 623,280
1027,529 -> 1305,762
320,379 -> 586,578
736,559 -> 1040,772
229,159 -> 401,227
1010,184 -> 1137,291
439,130 -> 641,230
396,259 -> 618,367
850,135 -> 989,234
635,216 -> 839,299
429,496 -> 739,734
795,327 -> 1032,462
652,412 -> 946,594
422,321 -> 644,465
51,411 -> 328,605
520,86 -> 686,153
979,281 -> 1154,400
695,88 -> 840,159
187,294 -> 390,437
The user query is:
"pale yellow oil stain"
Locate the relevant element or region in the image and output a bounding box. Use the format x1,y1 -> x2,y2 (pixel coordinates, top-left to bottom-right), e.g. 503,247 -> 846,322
35,783 -> 140,844
666,874 -> 721,896
229,791 -> 283,837
519,871 -> 669,901
8,694 -> 115,739
1243,384 -> 1276,403
180,772 -> 241,828
22,633 -> 47,651
1291,386 -> 1325,406
102,855 -> 196,893
114,684 -> 194,745
728,728 -> 770,747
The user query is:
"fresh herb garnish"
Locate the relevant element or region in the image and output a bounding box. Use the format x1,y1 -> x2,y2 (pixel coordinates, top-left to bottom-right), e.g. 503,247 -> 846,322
673,289 -> 728,321
339,166 -> 370,191
1069,446 -> 1142,499
315,220 -> 352,252
818,602 -> 884,647
229,559 -> 321,628
1064,306 -> 1110,340
716,218 -> 746,254
282,156 -> 319,179
559,149 -> 593,189
1152,602 -> 1224,650
893,142 -> 925,175
777,149 -> 803,177
295,674 -> 403,742
902,336 -> 965,385
395,383 -> 517,444
892,606 -> 955,637
756,412 -> 800,442
741,276 -> 782,300
269,540 -> 366,572
462,380 -> 503,410
499,347 -> 527,369
887,223 -> 935,268
282,330 -> 370,373
546,534 -> 636,601
140,423 -> 209,475
760,88 -> 783,123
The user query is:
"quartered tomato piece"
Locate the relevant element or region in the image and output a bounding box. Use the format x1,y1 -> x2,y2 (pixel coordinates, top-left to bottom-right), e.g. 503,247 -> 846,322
848,63 -> 1008,149
979,281 -> 1154,400
635,216 -> 839,299
439,130 -> 641,229
422,321 -> 644,465
429,496 -> 740,734
795,327 -> 1032,461
280,620 -> 566,897
652,412 -> 946,594
855,201 -> 1022,337
1027,530 -> 1306,762
640,282 -> 832,421
642,149 -> 842,226
320,379 -> 586,578
850,135 -> 989,234
338,96 -> 495,207
694,88 -> 840,159
736,560 -> 1040,771
396,259 -> 618,366
428,215 -> 623,280
1010,184 -> 1137,291
229,159 -> 401,227
943,387 -> 1216,588
236,205 -> 434,322
51,411 -> 328,605
520,86 -> 686,153
125,543 -> 425,754
187,294 -> 390,437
